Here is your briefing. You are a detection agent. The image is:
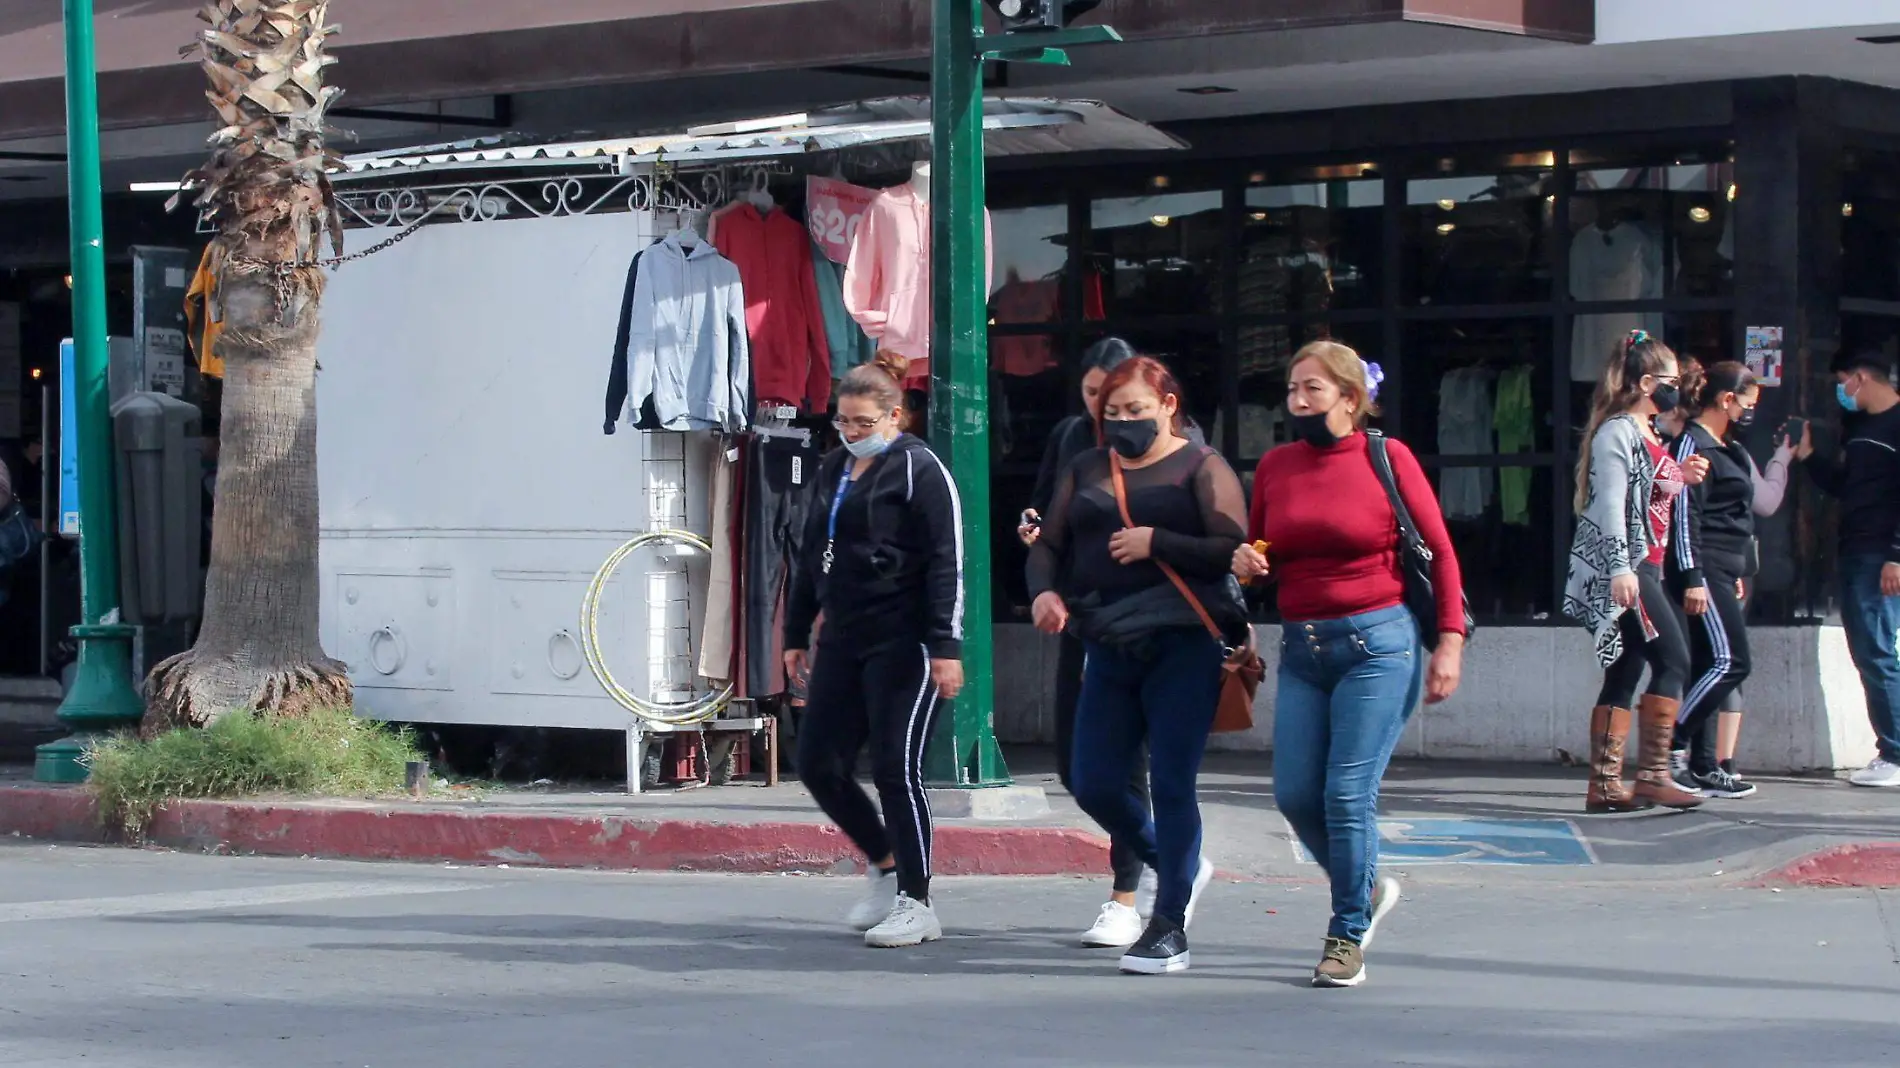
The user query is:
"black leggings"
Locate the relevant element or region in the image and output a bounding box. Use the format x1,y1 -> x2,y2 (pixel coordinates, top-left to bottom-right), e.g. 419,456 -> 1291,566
1052,631 -> 1149,894
1597,562 -> 1691,708
797,639 -> 943,903
1675,559 -> 1751,773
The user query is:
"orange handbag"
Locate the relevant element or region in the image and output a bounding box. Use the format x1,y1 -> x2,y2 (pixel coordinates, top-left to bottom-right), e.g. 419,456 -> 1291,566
1109,454 -> 1263,733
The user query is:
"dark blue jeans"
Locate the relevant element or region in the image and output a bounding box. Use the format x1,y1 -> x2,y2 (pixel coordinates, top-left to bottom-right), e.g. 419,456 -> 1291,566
1839,554 -> 1900,763
1071,627 -> 1223,926
1273,605 -> 1423,943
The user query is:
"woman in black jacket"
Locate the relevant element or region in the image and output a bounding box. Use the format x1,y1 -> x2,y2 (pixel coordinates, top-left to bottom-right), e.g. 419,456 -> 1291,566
1666,361 -> 1763,799
783,352 -> 965,950
1027,355 -> 1247,976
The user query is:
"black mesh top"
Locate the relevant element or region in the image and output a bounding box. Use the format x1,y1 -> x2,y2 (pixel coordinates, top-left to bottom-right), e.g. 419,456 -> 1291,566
1026,442 -> 1247,604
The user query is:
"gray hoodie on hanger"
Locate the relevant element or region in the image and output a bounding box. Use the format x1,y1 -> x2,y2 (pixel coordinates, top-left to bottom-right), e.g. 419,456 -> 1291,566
613,230 -> 751,434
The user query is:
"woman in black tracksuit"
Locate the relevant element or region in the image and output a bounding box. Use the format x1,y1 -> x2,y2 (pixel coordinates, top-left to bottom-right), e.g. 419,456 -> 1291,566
1667,361 -> 1762,800
784,353 -> 965,950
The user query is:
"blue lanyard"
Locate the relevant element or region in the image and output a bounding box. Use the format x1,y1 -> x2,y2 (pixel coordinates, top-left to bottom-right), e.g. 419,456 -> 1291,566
822,469 -> 854,573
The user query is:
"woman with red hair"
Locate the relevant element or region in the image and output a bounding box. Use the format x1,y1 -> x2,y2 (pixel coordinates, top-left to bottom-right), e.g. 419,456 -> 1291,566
1026,355 -> 1249,976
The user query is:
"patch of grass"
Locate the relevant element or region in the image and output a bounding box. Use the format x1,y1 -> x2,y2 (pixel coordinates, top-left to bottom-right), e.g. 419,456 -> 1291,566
85,707 -> 423,837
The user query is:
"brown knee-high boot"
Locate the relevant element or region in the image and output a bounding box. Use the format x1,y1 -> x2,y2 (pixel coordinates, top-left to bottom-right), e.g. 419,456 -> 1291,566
1585,706 -> 1645,813
1633,695 -> 1703,809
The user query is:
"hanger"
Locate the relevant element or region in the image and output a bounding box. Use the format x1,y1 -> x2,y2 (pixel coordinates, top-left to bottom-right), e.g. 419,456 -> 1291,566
744,170 -> 776,212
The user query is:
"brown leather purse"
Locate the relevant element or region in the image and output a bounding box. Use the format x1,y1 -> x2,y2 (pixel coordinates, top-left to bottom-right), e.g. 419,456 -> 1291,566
1109,453 -> 1264,734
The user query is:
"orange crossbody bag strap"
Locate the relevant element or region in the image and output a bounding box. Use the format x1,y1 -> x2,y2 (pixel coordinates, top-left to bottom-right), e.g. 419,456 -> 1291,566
1108,452 -> 1224,645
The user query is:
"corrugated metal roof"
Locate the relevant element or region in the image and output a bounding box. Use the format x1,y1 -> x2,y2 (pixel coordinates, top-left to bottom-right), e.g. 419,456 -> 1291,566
337,97 -> 1185,179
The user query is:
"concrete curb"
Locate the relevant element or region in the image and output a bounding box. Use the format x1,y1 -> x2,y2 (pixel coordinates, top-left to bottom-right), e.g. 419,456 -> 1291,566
0,786 -> 1111,876
1752,842 -> 1900,889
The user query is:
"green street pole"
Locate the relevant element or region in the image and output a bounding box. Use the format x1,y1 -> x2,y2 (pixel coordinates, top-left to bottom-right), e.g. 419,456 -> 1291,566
924,0 -> 1009,787
36,0 -> 145,783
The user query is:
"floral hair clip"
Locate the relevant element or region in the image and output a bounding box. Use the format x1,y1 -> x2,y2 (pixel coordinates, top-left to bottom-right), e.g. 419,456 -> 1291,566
1361,359 -> 1385,400
1625,329 -> 1651,351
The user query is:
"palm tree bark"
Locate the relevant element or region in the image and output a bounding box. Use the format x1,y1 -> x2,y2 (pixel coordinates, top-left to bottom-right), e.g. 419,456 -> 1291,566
144,0 -> 351,732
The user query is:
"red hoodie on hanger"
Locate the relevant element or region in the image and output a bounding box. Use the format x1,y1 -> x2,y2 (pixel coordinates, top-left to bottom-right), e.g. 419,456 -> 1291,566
712,204 -> 832,413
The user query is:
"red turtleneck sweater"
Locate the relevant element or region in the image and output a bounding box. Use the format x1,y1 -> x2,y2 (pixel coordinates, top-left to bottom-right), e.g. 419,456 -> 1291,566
1247,432 -> 1467,635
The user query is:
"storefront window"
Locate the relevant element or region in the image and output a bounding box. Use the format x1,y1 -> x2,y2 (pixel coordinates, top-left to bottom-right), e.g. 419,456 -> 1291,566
1088,190 -> 1223,319
989,204 -> 1070,335
1569,154 -> 1734,302
1399,318 -> 1553,459
1843,148 -> 1900,303
1241,174 -> 1383,314
1427,465 -> 1558,619
1402,153 -> 1555,306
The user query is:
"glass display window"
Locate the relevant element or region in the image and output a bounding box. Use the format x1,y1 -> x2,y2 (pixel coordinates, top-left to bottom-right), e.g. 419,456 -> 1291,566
1402,151 -> 1556,306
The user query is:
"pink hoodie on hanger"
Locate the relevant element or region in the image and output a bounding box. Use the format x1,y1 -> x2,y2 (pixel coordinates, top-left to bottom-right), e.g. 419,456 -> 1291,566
843,184 -> 992,380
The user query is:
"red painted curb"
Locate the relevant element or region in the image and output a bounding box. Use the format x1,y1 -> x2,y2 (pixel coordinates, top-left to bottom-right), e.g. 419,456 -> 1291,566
1754,843 -> 1900,889
0,786 -> 1110,876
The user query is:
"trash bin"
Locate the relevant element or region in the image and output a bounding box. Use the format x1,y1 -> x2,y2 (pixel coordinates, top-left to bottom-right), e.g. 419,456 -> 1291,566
111,391 -> 203,627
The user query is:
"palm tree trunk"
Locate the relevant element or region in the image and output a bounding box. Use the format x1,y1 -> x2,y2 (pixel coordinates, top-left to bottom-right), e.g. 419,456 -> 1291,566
143,0 -> 351,732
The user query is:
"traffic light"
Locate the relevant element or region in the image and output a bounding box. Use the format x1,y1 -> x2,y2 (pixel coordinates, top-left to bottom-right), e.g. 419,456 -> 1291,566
986,0 -> 1100,32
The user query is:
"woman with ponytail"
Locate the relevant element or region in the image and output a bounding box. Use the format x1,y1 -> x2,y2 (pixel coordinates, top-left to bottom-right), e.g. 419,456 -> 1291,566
1564,330 -> 1706,813
783,350 -> 967,949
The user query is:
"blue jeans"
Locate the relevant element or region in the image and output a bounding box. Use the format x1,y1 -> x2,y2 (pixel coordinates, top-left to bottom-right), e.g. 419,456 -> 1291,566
1071,628 -> 1223,926
1839,554 -> 1900,763
1273,604 -> 1423,943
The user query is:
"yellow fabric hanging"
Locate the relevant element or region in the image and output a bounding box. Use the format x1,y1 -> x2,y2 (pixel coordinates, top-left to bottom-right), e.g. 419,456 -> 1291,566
183,243 -> 225,378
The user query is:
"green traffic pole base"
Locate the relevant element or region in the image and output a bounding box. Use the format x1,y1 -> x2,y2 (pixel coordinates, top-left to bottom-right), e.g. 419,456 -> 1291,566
36,623 -> 144,784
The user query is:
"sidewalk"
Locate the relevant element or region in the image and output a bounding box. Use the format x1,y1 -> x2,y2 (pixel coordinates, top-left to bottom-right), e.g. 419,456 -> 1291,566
1,748 -> 1895,887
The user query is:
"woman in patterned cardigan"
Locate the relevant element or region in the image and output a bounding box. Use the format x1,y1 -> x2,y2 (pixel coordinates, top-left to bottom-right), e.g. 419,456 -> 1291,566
1563,331 -> 1708,813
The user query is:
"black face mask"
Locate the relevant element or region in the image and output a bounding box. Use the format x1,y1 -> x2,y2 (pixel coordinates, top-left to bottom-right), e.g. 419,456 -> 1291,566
1103,418 -> 1159,460
1289,411 -> 1342,448
1732,405 -> 1757,428
1650,384 -> 1682,414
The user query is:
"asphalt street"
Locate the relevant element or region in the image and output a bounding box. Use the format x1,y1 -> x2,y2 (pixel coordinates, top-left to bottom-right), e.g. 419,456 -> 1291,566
1,843 -> 1895,1067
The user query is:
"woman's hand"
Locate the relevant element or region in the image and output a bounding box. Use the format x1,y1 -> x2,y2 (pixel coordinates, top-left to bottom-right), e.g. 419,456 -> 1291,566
1795,421 -> 1815,461
1016,508 -> 1040,547
930,658 -> 964,700
1108,526 -> 1156,564
1884,562 -> 1900,598
1426,634 -> 1463,705
1232,542 -> 1270,582
1610,573 -> 1639,609
1031,591 -> 1069,635
1680,454 -> 1711,486
783,649 -> 809,687
1736,578 -> 1747,601
1683,585 -> 1710,617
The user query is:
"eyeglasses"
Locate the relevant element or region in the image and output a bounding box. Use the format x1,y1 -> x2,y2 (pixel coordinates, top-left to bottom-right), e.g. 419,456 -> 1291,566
831,414 -> 888,432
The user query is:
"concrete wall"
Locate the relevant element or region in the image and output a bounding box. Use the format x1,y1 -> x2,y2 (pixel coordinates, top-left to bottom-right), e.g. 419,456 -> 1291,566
992,622 -> 1880,773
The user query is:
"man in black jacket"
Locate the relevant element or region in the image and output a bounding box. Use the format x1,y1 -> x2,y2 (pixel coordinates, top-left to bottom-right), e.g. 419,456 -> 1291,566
1799,350 -> 1900,788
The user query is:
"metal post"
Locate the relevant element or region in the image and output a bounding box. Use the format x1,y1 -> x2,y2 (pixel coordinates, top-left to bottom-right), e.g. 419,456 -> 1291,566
37,0 -> 144,783
924,0 -> 1009,787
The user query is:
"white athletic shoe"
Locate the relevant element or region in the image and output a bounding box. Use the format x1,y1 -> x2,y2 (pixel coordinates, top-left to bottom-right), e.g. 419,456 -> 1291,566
847,868 -> 899,931
1849,758 -> 1900,788
865,893 -> 942,948
1361,875 -> 1402,949
1184,856 -> 1215,928
1080,901 -> 1144,947
1134,867 -> 1158,920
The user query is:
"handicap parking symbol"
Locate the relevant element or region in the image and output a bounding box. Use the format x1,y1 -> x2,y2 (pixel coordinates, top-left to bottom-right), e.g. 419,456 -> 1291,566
1290,817 -> 1596,866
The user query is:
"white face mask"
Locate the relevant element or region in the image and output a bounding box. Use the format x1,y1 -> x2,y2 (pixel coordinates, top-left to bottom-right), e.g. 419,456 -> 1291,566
844,432 -> 892,459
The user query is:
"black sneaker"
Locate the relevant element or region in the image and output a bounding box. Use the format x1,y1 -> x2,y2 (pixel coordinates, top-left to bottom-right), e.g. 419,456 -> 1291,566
1696,767 -> 1757,799
1119,916 -> 1189,975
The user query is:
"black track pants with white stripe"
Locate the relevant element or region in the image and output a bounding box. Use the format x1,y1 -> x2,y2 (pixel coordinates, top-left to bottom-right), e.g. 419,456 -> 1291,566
1675,558 -> 1751,774
797,639 -> 944,903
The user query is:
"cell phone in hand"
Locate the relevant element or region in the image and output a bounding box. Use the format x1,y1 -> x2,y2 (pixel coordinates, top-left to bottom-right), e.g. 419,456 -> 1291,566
1019,509 -> 1040,530
1776,417 -> 1808,448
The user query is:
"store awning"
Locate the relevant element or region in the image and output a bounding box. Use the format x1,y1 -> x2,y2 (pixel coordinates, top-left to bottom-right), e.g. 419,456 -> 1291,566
335,98 -> 1187,180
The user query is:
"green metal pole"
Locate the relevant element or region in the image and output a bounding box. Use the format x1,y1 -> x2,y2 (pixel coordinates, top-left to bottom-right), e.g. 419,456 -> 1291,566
36,0 -> 144,783
924,0 -> 1009,787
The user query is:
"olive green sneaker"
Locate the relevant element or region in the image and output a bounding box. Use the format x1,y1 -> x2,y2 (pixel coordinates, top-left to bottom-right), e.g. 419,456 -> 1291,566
1312,937 -> 1366,988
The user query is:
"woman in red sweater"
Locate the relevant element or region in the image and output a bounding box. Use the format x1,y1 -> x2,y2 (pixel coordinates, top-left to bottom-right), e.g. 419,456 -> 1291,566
1232,340 -> 1466,988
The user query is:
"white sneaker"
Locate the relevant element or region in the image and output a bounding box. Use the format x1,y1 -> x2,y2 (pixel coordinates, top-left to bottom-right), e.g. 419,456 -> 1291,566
1361,875 -> 1401,949
1849,758 -> 1900,788
847,868 -> 899,931
1081,901 -> 1144,947
865,893 -> 942,948
1134,867 -> 1158,920
1184,857 -> 1214,928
